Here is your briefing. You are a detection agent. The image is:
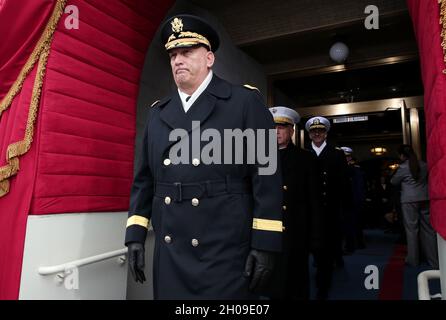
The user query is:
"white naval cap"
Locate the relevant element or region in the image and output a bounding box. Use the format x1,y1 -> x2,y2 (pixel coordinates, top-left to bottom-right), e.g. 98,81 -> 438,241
269,106 -> 300,125
340,146 -> 353,155
305,116 -> 330,132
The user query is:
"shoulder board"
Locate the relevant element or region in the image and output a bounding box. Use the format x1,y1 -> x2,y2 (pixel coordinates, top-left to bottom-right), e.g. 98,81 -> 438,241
335,147 -> 342,150
243,84 -> 259,91
150,100 -> 160,108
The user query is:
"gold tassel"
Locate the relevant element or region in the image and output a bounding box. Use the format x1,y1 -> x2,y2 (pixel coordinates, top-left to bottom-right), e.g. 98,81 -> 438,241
0,0 -> 67,118
0,180 -> 10,198
440,0 -> 446,73
0,0 -> 67,198
0,44 -> 50,197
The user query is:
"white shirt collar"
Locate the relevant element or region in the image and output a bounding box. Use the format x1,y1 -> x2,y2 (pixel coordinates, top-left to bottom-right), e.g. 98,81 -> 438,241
312,140 -> 327,156
178,70 -> 213,113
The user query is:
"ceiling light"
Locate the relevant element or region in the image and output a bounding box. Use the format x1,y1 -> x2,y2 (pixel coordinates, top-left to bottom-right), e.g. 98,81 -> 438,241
370,147 -> 387,156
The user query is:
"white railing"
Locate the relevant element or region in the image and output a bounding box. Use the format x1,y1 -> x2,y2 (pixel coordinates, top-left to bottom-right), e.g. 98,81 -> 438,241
38,248 -> 128,282
417,270 -> 441,300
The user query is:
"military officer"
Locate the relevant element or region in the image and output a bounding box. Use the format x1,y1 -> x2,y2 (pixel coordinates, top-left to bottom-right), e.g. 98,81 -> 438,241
263,107 -> 323,300
125,14 -> 283,299
340,146 -> 366,252
305,116 -> 350,300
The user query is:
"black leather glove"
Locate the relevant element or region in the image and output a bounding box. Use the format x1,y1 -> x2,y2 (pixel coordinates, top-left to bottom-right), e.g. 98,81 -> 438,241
243,249 -> 275,292
127,242 -> 146,284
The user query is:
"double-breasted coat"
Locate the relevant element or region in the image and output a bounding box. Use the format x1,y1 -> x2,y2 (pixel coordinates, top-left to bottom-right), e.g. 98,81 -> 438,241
311,144 -> 350,246
310,143 -> 351,296
125,75 -> 283,299
265,143 -> 324,299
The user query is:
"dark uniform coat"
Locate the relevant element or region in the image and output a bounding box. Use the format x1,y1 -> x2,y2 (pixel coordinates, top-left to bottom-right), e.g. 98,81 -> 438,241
265,143 -> 324,299
125,75 -> 283,299
310,143 -> 350,297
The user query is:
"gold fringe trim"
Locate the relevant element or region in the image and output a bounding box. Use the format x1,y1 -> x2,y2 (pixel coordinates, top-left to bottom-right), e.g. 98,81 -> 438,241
0,0 -> 67,198
440,0 -> 446,74
0,180 -> 10,198
0,0 -> 67,118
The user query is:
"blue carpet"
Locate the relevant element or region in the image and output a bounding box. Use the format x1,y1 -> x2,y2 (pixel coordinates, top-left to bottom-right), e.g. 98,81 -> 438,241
309,229 -> 441,300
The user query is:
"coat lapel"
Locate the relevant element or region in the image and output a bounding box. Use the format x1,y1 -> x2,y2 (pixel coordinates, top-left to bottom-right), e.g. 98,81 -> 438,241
158,74 -> 232,154
159,74 -> 231,133
187,75 -> 231,126
159,92 -> 190,131
318,144 -> 329,159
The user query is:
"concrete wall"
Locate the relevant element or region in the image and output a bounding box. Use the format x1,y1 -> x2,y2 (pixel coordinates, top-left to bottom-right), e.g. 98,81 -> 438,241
20,213 -> 127,300
127,0 -> 267,299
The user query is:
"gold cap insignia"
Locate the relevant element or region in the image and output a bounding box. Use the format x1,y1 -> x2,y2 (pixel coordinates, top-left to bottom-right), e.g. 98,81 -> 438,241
313,118 -> 320,125
272,108 -> 277,113
171,17 -> 183,33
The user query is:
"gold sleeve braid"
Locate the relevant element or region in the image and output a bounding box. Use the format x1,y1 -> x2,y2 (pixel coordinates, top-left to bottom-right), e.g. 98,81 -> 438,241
126,215 -> 150,229
252,218 -> 283,232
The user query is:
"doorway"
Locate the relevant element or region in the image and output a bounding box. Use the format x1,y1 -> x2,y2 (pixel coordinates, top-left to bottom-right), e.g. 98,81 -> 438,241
294,96 -> 424,229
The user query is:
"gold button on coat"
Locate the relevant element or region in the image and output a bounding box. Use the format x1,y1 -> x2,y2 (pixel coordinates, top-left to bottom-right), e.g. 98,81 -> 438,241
164,235 -> 172,244
163,159 -> 171,166
164,197 -> 171,205
283,185 -> 288,191
192,158 -> 200,166
191,239 -> 199,247
191,198 -> 199,206
282,205 -> 287,211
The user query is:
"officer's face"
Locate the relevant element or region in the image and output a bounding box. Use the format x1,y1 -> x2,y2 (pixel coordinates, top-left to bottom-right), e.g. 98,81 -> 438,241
275,124 -> 294,147
169,46 -> 215,93
309,128 -> 327,146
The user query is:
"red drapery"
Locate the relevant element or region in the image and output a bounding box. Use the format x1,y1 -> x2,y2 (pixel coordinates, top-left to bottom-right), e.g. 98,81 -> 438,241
0,0 -> 173,299
0,0 -> 55,99
0,0 -> 58,300
406,0 -> 446,240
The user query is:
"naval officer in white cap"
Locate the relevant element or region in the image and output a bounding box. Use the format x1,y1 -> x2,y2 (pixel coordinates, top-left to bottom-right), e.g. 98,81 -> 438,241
263,107 -> 324,300
305,116 -> 351,300
340,146 -> 355,165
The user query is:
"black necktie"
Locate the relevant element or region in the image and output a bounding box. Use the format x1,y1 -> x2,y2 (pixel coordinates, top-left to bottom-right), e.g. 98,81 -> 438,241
186,96 -> 191,102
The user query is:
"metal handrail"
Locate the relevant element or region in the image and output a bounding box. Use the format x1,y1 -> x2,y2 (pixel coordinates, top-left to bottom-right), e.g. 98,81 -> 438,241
38,248 -> 128,276
417,270 -> 441,300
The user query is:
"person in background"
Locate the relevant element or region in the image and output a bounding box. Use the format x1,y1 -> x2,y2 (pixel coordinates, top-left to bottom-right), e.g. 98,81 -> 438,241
390,144 -> 438,268
264,106 -> 324,300
340,147 -> 366,252
305,116 -> 351,300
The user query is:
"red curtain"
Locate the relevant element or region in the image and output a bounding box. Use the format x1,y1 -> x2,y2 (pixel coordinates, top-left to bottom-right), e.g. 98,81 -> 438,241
0,0 -> 57,300
0,0 -> 56,99
0,67 -> 41,300
0,0 -> 173,299
406,0 -> 446,240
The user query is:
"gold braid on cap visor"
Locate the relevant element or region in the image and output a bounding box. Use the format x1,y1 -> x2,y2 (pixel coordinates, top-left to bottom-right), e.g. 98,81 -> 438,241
309,124 -> 327,130
273,117 -> 294,125
165,31 -> 211,50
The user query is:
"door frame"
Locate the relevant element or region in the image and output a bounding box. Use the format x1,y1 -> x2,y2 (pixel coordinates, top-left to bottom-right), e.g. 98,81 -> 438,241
291,96 -> 423,158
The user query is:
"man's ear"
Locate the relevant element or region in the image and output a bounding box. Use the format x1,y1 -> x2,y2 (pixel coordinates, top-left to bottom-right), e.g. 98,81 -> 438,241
206,51 -> 215,68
